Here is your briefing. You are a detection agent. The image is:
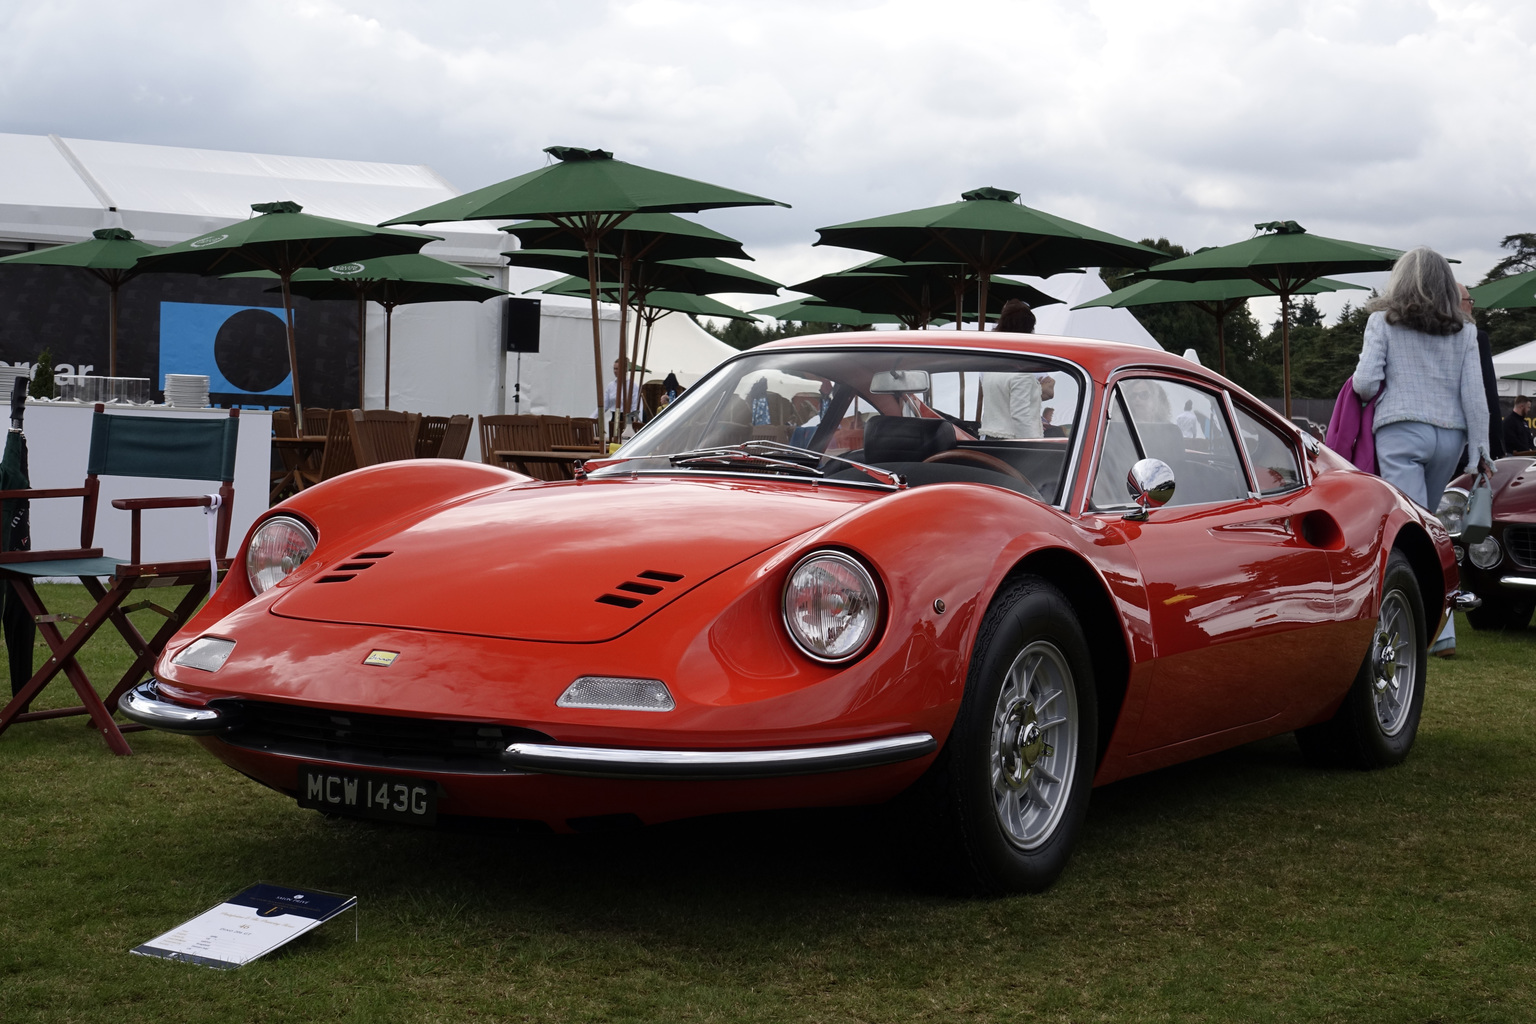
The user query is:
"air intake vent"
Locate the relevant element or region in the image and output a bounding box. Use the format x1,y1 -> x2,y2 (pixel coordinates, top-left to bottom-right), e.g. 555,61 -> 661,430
355,551 -> 392,559
317,574 -> 356,584
596,569 -> 686,609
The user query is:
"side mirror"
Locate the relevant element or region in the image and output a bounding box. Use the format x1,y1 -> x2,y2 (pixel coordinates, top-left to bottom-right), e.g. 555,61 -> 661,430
1124,458 -> 1175,521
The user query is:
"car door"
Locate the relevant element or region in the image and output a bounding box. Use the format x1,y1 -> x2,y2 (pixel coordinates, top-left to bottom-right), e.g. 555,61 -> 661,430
1086,375 -> 1340,753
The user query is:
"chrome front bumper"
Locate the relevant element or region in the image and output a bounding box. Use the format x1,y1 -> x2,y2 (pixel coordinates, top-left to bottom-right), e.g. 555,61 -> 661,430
501,734 -> 938,780
121,681 -> 938,780
120,681 -> 228,734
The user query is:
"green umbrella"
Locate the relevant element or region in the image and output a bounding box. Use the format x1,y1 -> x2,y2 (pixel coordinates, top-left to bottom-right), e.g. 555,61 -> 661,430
1502,369 -> 1536,381
1073,274 -> 1366,376
793,258 -> 1060,329
504,249 -> 780,298
0,228 -> 161,376
531,273 -> 758,421
504,212 -> 752,427
0,380 -> 33,699
384,146 -> 787,435
139,201 -> 438,433
229,253 -> 493,409
1140,221 -> 1402,416
530,274 -> 754,320
815,187 -> 1164,328
1469,270 -> 1536,310
752,297 -> 890,328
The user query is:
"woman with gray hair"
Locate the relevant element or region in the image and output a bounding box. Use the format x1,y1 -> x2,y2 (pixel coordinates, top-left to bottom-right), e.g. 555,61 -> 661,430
1352,245 -> 1490,656
1352,245 -> 1491,511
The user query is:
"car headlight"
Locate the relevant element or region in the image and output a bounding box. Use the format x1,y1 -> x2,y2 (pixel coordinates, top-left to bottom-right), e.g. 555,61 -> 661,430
782,551 -> 882,664
246,515 -> 317,594
1468,536 -> 1502,569
1436,488 -> 1468,537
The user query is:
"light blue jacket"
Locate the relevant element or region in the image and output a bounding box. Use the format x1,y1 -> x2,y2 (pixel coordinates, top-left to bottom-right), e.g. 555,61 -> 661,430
1352,311 -> 1489,470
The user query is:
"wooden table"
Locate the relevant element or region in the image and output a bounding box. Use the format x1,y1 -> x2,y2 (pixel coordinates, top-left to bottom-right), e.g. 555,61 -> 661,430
271,436 -> 325,502
493,449 -> 600,480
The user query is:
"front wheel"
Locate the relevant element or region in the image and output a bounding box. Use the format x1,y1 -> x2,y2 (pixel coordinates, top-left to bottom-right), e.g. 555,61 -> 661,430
1296,549 -> 1426,769
939,577 -> 1097,894
1466,597 -> 1534,632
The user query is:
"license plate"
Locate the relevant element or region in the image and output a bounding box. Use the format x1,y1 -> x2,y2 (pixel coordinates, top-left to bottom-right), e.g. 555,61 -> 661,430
297,767 -> 438,825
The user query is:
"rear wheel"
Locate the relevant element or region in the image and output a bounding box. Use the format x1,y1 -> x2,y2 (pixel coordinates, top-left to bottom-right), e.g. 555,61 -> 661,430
938,577 -> 1097,894
1296,550 -> 1426,769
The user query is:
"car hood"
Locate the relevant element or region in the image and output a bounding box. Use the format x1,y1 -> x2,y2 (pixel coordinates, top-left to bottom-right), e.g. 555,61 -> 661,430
270,477 -> 873,643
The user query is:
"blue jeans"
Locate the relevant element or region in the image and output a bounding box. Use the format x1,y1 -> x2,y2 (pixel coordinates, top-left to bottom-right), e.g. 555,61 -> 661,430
1374,421 -> 1465,511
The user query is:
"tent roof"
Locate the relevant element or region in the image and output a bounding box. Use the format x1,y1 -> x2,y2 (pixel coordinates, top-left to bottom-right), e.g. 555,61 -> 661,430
1492,337 -> 1536,377
0,133 -> 507,265
1023,271 -> 1162,349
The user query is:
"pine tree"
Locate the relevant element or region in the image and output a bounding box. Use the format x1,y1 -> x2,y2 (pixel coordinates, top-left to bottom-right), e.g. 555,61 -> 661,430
29,348 -> 55,399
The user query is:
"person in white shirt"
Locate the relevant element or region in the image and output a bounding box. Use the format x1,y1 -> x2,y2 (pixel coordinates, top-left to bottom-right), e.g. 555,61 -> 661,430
599,357 -> 640,426
980,300 -> 1054,440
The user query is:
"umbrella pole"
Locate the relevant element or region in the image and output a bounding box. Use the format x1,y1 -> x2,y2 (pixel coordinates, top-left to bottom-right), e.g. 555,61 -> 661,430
953,278 -> 965,330
583,241 -> 607,439
1281,291 -> 1293,420
281,274 -> 305,436
108,283 -> 119,378
384,305 -> 394,411
978,274 -> 991,329
357,292 -> 367,410
617,247 -> 634,433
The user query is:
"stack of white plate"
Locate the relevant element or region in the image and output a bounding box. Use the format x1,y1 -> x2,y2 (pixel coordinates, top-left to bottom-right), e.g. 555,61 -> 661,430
163,374 -> 211,409
0,366 -> 31,400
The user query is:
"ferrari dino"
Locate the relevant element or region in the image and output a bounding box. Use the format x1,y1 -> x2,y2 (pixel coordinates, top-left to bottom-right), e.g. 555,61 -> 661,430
124,331 -> 1460,893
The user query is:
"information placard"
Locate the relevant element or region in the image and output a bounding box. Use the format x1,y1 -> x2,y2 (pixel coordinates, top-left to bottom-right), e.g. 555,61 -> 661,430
132,883 -> 356,970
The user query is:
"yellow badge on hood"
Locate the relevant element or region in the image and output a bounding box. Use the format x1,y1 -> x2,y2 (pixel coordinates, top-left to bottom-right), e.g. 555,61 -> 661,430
363,650 -> 399,667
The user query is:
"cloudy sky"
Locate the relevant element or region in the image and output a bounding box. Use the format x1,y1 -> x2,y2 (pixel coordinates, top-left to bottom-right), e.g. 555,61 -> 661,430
4,0 -> 1535,319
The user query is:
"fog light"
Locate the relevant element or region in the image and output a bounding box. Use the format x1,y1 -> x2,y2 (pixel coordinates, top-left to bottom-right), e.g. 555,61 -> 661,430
1468,536 -> 1502,569
172,636 -> 236,673
557,676 -> 675,712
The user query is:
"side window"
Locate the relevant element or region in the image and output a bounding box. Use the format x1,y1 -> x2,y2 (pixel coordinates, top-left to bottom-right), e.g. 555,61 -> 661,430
1235,405 -> 1303,494
1093,377 -> 1249,509
1091,391 -> 1140,509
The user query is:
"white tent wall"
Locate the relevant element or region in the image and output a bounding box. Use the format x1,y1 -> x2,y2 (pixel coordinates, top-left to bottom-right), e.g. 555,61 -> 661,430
1492,338 -> 1536,397
503,304 -> 622,420
631,311 -> 740,387
1025,272 -> 1163,349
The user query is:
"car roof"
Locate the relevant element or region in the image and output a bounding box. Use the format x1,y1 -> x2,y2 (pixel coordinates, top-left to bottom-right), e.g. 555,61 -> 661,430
753,330 -> 1213,384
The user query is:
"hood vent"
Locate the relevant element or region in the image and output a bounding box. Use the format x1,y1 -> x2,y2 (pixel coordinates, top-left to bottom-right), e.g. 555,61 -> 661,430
597,569 -> 685,610
315,550 -> 393,585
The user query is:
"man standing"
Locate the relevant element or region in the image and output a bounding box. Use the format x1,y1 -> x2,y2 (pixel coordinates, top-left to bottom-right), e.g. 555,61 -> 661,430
1506,396 -> 1534,454
1461,283 -> 1505,460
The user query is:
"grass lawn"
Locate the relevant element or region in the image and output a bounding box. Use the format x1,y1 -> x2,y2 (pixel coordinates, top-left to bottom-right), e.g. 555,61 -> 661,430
2,585 -> 1533,1023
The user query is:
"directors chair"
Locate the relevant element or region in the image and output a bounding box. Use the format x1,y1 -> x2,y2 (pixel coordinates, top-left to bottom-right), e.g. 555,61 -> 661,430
0,405 -> 240,755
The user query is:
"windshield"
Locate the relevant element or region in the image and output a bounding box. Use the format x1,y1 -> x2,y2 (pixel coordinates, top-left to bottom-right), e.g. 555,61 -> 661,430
596,346 -> 1085,504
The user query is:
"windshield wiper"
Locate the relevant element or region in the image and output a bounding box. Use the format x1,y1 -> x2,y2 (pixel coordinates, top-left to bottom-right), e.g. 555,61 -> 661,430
582,440 -> 905,489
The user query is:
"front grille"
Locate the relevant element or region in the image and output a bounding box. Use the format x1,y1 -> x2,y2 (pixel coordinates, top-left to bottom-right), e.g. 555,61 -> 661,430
213,699 -> 550,774
1506,526 -> 1536,570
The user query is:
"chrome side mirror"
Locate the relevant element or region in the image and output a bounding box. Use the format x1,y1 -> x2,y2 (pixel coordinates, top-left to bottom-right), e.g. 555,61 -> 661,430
1124,458 -> 1175,521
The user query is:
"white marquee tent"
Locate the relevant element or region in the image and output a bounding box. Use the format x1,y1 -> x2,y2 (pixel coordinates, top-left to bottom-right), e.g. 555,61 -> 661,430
0,133 -> 748,453
1492,338 -> 1536,396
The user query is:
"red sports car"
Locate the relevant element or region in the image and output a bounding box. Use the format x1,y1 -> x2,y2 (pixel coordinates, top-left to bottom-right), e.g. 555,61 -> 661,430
124,332 -> 1459,893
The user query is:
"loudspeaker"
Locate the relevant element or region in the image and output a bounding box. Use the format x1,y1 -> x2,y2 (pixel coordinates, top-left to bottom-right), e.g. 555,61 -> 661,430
504,297 -> 541,353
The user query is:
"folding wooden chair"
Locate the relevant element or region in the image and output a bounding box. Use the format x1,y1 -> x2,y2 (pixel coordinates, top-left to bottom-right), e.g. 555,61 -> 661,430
317,409 -> 357,481
415,415 -> 449,459
0,405 -> 239,755
436,415 -> 472,460
350,410 -> 421,466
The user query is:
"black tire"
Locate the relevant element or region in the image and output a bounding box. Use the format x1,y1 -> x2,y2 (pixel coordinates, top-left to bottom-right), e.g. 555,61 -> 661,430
1466,597 -> 1535,632
937,576 -> 1097,894
1295,549 -> 1426,769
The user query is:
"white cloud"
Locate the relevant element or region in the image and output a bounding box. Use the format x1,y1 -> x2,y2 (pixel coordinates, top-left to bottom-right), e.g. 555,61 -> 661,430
3,0 -> 1536,297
